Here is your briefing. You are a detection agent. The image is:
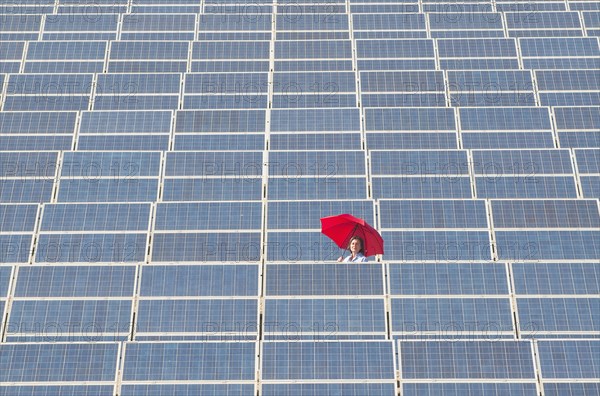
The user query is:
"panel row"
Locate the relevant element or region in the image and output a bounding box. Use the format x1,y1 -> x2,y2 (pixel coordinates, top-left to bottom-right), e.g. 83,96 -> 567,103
1,263 -> 598,341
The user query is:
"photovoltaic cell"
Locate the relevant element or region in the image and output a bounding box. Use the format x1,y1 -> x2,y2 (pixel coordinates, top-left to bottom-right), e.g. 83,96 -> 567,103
0,266 -> 11,296
491,200 -> 600,228
35,233 -> 147,263
517,298 -> 599,332
15,266 -> 136,297
155,202 -> 262,230
80,111 -> 172,133
265,264 -> 383,296
537,340 -> 600,379
122,342 -> 256,380
263,384 -> 395,396
382,231 -> 492,261
380,200 -> 487,229
264,298 -> 386,334
400,341 -> 535,379
56,179 -> 160,202
0,386 -> 114,396
403,383 -> 537,396
575,149 -> 600,173
121,384 -> 254,396
41,203 -> 151,232
388,263 -> 508,295
140,265 -> 259,297
0,204 -> 38,232
262,341 -> 395,380
391,298 -> 513,332
543,383 -> 600,396
9,300 -> 133,335
0,112 -> 77,134
136,299 -> 258,333
267,200 -> 373,229
495,231 -> 600,260
513,263 -> 600,295
151,232 -> 261,262
0,343 -> 119,382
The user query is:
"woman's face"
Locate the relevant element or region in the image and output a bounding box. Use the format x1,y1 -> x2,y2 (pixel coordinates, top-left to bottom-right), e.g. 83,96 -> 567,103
350,238 -> 362,254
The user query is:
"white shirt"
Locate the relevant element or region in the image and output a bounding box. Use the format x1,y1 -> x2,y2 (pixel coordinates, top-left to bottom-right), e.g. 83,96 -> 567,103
343,252 -> 368,262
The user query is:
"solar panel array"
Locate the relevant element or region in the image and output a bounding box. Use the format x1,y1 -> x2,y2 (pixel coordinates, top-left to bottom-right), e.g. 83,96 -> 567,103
0,0 -> 599,395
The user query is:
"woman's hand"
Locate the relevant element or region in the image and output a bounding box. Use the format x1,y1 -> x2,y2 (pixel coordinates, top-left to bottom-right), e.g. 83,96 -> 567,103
337,256 -> 343,262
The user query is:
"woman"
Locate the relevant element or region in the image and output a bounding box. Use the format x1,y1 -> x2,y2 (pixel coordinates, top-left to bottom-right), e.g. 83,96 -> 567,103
337,236 -> 368,262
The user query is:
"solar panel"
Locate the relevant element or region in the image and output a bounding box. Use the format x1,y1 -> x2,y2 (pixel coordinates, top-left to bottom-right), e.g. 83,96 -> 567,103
262,341 -> 395,380
0,343 -> 119,382
122,342 -> 256,381
537,340 -> 600,379
389,263 -> 508,295
399,340 -> 535,379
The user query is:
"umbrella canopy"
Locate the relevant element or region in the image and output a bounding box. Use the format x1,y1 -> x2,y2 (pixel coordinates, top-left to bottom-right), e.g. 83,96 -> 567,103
320,214 -> 384,257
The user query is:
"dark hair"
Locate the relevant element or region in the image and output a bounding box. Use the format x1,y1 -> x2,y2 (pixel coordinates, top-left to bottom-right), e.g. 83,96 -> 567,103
347,236 -> 365,254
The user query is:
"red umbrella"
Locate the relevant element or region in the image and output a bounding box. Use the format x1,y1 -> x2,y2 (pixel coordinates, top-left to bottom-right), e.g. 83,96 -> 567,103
320,214 -> 384,257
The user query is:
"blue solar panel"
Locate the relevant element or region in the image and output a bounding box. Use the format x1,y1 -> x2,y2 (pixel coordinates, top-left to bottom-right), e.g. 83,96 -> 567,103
365,108 -> 455,131
580,175 -> 600,198
0,266 -> 11,296
61,152 -> 159,178
41,203 -> 151,232
372,177 -> 472,199
382,231 -> 492,261
0,204 -> 38,232
575,149 -> 600,173
0,343 -> 119,382
389,263 -> 508,295
543,383 -> 600,396
162,178 -> 263,201
392,298 -> 513,333
155,202 -> 262,230
80,111 -> 172,133
403,383 -> 538,396
262,341 -> 395,380
537,340 -> 600,378
165,152 -> 262,177
151,233 -> 260,262
1,385 -> 114,396
57,179 -> 160,202
271,109 -> 360,132
492,200 -> 600,228
263,384 -> 395,396
265,264 -> 383,296
264,298 -> 386,335
0,111 -> 77,134
136,299 -> 258,334
475,176 -> 577,198
35,233 -> 147,263
0,180 -> 54,203
122,342 -> 256,380
517,298 -> 599,333
496,231 -> 600,260
8,300 -> 133,337
175,110 -> 266,132
121,384 -> 254,396
140,265 -> 259,296
400,341 -> 535,379
15,266 -> 136,297
513,263 -> 600,295
460,107 -> 551,130
268,177 -> 367,200
371,150 -> 468,175
380,200 -> 487,229
267,200 -> 374,229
